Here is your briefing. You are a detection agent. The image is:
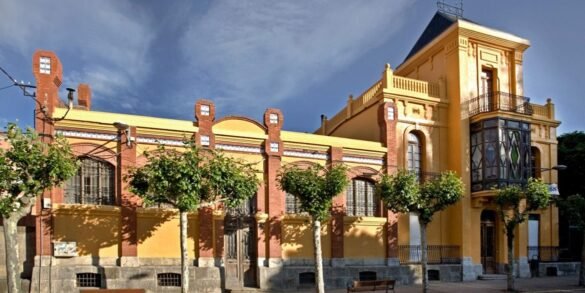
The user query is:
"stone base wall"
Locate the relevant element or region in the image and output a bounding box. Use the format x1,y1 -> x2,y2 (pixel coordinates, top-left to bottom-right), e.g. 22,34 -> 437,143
537,262 -> 581,277
30,257 -> 222,293
28,257 -> 472,292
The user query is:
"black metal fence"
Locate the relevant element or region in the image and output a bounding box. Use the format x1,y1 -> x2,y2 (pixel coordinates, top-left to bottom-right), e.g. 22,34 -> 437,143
399,245 -> 461,264
468,92 -> 533,117
527,246 -> 580,262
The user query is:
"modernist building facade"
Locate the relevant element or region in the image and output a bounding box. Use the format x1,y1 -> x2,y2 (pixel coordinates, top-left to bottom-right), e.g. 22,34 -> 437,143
2,10 -> 569,293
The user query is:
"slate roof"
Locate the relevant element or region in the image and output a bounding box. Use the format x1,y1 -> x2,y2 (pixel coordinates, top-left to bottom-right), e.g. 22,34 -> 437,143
404,11 -> 474,63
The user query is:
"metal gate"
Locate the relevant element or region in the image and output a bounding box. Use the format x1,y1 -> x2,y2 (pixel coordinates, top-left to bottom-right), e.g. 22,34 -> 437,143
481,210 -> 496,274
224,201 -> 257,289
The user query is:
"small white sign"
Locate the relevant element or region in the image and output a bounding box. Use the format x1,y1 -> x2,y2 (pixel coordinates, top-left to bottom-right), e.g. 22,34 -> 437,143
548,184 -> 560,196
53,241 -> 78,257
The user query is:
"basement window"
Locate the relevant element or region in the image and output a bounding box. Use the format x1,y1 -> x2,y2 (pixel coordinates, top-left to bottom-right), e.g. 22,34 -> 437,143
359,271 -> 377,281
158,273 -> 181,287
76,273 -> 102,288
299,272 -> 315,285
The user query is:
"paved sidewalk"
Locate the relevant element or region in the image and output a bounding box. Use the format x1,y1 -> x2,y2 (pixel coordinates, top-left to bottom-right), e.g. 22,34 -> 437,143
296,276 -> 585,292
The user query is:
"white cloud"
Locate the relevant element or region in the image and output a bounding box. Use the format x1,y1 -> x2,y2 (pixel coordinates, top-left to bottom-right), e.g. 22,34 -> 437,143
180,0 -> 413,115
0,0 -> 155,106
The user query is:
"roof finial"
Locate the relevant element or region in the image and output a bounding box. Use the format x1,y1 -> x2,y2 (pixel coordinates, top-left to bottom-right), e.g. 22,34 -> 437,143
437,0 -> 463,18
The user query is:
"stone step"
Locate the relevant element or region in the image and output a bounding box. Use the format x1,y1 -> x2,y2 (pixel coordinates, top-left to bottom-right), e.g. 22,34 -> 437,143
478,274 -> 507,280
227,287 -> 268,293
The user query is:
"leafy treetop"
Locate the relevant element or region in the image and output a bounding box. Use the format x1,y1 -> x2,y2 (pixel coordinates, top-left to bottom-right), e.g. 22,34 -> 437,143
495,177 -> 550,230
277,164 -> 348,222
378,170 -> 464,225
0,123 -> 78,218
128,143 -> 259,212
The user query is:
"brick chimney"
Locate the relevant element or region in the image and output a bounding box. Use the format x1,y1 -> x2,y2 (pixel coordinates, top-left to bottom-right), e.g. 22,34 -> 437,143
77,83 -> 92,110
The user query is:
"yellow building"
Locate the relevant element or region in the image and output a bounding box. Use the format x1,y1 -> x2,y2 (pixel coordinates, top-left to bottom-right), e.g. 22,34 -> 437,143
23,10 -> 566,293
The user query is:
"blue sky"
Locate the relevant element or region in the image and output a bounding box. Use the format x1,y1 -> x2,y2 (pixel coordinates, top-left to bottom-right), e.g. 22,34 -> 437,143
0,0 -> 583,134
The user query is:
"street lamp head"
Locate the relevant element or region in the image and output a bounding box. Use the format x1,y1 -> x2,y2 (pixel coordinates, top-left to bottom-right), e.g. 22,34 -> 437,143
552,165 -> 567,171
113,121 -> 129,131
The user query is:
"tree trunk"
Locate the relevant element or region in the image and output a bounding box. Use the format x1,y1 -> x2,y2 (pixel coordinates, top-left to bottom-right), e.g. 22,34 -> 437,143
312,219 -> 325,293
580,229 -> 585,287
180,211 -> 189,293
506,230 -> 515,292
420,222 -> 428,293
3,216 -> 21,293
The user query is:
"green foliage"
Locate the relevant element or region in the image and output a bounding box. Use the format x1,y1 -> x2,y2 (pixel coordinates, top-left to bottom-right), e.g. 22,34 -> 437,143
277,164 -> 348,222
377,170 -> 464,225
496,178 -> 551,231
128,143 -> 259,212
0,123 -> 78,218
558,194 -> 585,231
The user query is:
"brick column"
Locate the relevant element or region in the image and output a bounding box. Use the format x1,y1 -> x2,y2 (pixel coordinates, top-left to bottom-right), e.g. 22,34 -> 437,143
379,102 -> 400,265
32,50 -> 63,258
329,147 -> 346,267
264,109 -> 284,267
195,99 -> 217,266
118,126 -> 138,266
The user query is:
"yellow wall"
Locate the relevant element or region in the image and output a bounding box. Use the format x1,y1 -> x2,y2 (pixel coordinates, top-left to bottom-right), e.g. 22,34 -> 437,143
136,209 -> 198,258
53,204 -> 120,257
343,216 -> 386,259
281,215 -> 330,259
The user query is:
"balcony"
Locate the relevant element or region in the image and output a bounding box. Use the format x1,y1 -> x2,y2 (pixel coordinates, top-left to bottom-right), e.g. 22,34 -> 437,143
468,92 -> 533,117
527,246 -> 580,262
399,245 -> 461,264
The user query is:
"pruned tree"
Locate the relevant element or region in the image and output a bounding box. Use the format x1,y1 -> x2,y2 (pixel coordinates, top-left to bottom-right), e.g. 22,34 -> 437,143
128,143 -> 259,293
277,164 -> 348,293
0,123 -> 78,293
495,178 -> 550,292
557,194 -> 585,286
377,170 -> 464,293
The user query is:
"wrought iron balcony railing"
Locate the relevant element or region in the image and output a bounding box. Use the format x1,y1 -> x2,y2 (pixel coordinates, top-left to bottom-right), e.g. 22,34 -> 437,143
468,92 -> 533,117
527,246 -> 580,262
399,245 -> 461,264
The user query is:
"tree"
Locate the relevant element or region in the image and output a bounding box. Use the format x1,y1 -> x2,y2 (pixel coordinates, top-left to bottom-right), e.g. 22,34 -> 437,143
0,123 -> 78,293
277,164 -> 348,293
495,178 -> 550,292
128,143 -> 258,293
558,131 -> 585,261
557,194 -> 585,286
377,170 -> 463,293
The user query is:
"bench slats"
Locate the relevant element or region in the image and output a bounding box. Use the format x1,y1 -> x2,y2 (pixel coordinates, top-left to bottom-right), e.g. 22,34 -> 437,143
347,279 -> 395,293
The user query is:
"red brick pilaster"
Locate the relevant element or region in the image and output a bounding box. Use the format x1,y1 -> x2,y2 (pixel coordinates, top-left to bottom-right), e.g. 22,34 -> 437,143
379,102 -> 399,261
264,109 -> 283,265
195,100 -> 217,264
329,147 -> 345,264
32,50 -> 63,257
119,127 -> 138,260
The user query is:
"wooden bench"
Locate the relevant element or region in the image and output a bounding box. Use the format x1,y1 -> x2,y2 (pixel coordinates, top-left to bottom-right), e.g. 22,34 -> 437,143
347,280 -> 395,292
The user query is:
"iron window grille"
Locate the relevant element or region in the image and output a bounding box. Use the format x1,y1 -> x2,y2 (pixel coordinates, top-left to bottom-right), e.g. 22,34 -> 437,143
285,193 -> 303,214
64,157 -> 115,205
157,273 -> 181,287
346,179 -> 378,217
76,273 -> 102,288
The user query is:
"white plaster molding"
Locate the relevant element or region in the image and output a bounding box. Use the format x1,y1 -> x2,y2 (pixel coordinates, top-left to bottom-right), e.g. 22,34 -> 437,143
342,156 -> 384,165
216,144 -> 262,154
56,130 -> 118,141
283,150 -> 328,160
136,137 -> 184,146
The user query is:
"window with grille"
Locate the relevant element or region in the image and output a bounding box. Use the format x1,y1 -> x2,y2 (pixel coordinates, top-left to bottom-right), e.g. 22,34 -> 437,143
346,179 -> 378,217
76,273 -> 102,288
64,157 -> 115,205
286,193 -> 302,214
157,273 -> 181,287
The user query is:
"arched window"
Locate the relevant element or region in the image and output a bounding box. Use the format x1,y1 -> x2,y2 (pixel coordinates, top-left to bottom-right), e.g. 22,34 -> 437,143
531,147 -> 540,178
64,157 -> 115,205
346,179 -> 378,217
286,193 -> 302,214
407,132 -> 422,179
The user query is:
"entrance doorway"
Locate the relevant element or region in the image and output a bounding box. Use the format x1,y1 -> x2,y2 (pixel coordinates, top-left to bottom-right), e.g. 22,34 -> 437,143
224,200 -> 257,289
481,210 -> 497,274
